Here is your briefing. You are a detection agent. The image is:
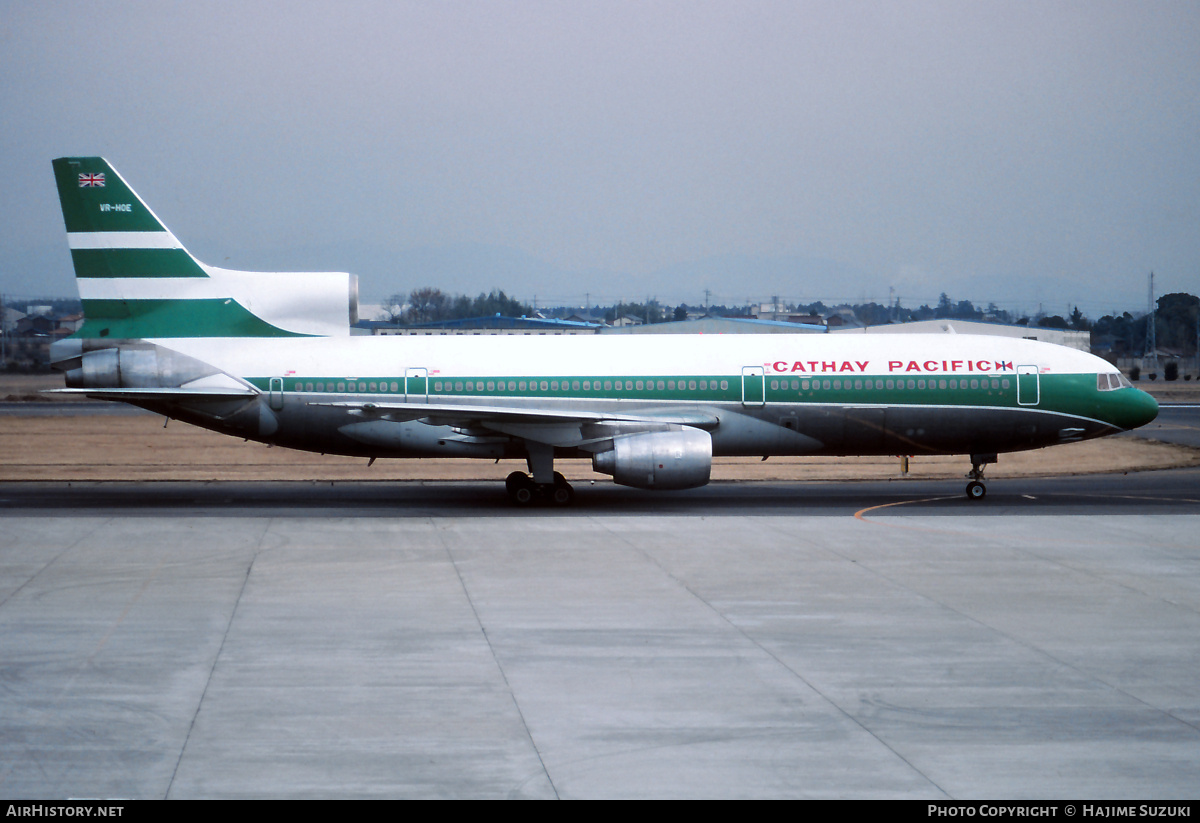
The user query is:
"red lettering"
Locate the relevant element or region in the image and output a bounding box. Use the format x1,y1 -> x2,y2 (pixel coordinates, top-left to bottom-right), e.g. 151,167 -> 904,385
791,361 -> 806,372
923,360 -> 938,372
772,361 -> 788,372
840,361 -> 854,372
906,361 -> 921,372
951,360 -> 963,372
856,361 -> 869,372
822,361 -> 836,372
888,361 -> 903,372
977,360 -> 990,372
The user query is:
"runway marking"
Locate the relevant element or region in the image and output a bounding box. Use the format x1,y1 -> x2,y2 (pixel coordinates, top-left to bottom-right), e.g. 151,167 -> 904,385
852,496 -> 964,532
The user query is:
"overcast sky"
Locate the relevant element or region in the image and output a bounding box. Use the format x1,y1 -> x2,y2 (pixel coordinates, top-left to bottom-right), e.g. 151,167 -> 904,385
2,1 -> 1197,317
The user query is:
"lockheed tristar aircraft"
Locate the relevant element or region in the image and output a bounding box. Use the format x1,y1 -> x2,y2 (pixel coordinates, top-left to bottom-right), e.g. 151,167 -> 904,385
48,157 -> 1159,504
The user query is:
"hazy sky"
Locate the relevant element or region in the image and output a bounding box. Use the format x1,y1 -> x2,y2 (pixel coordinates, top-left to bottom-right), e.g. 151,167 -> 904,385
2,1 -> 1197,317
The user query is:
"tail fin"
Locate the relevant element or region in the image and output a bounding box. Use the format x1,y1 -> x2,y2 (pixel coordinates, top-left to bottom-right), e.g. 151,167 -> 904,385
52,157 -> 357,339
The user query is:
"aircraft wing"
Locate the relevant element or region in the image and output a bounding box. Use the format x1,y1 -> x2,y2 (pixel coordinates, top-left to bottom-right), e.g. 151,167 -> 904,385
311,399 -> 720,448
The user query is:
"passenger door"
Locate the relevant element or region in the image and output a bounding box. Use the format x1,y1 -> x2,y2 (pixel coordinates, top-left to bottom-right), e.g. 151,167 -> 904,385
1017,365 -> 1039,406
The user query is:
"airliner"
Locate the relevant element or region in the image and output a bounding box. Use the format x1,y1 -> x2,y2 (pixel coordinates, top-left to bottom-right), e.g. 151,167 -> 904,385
48,157 -> 1159,504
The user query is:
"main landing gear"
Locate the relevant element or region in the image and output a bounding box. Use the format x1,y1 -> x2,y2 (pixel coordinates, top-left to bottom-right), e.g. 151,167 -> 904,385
965,452 -> 997,501
505,471 -> 574,506
507,441 -> 575,506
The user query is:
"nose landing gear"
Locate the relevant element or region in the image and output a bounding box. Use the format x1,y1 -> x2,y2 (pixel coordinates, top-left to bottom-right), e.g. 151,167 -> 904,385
965,453 -> 997,500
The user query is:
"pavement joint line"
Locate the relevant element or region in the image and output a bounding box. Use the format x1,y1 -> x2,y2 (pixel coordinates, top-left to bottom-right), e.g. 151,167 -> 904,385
595,516 -> 953,799
777,515 -> 1200,745
0,516 -> 114,791
165,517 -> 273,800
433,517 -> 559,799
0,516 -> 112,612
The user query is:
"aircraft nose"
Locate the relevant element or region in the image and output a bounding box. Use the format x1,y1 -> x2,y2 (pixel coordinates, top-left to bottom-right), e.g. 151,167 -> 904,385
1118,388 -> 1159,431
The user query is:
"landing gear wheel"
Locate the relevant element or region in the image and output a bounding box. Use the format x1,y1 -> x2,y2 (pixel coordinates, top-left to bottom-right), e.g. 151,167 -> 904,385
550,474 -> 574,506
506,472 -> 536,505
964,453 -> 994,502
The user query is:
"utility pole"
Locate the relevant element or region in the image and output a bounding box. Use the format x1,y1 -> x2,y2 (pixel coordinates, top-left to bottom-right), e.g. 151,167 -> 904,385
1145,272 -> 1160,373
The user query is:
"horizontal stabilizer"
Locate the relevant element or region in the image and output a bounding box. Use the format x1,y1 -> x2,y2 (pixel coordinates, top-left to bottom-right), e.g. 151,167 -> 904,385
44,387 -> 257,401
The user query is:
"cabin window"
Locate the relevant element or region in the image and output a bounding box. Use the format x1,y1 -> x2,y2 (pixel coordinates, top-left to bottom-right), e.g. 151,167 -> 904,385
338,382 -> 346,392
854,379 -> 863,390
688,380 -> 697,391
603,381 -> 612,391
573,381 -> 581,391
886,379 -> 894,390
369,382 -> 377,392
833,380 -> 842,390
583,381 -> 591,390
635,380 -> 644,390
802,380 -> 811,391
822,380 -> 831,390
390,382 -> 399,392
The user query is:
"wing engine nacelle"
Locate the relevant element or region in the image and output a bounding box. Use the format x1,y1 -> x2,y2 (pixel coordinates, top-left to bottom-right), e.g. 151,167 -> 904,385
592,428 -> 712,490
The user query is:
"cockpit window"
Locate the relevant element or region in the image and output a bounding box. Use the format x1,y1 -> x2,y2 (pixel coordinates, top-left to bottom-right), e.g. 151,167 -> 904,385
1097,372 -> 1133,391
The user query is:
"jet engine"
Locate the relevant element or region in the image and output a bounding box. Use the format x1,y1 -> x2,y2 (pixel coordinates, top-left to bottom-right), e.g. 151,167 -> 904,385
592,427 -> 712,490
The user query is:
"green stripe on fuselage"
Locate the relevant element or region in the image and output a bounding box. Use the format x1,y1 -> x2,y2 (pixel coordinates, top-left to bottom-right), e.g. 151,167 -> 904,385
250,373 -> 1030,408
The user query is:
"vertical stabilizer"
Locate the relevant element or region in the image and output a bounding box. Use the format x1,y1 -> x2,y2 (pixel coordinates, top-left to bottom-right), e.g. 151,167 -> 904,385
52,157 -> 357,339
